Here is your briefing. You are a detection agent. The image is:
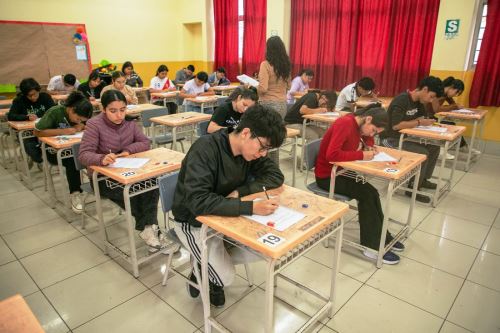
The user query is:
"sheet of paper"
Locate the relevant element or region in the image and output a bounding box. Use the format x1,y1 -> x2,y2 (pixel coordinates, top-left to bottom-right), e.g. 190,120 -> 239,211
56,132 -> 84,139
236,74 -> 259,87
244,204 -> 305,232
195,96 -> 214,101
453,109 -> 475,114
126,105 -> 138,110
322,112 -> 340,116
109,157 -> 150,169
356,151 -> 398,163
416,125 -> 448,133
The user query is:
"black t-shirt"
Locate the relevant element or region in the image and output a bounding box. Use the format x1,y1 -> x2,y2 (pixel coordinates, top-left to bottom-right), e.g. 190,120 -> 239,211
7,92 -> 55,121
381,92 -> 426,139
210,101 -> 242,129
78,81 -> 106,99
284,92 -> 319,124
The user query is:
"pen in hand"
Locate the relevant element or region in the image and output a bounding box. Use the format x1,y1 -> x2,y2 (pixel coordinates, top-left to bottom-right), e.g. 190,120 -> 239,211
263,186 -> 270,200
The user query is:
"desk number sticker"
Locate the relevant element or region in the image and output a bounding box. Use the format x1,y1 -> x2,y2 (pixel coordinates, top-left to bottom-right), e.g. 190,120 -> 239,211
121,171 -> 136,177
258,233 -> 285,248
384,168 -> 399,173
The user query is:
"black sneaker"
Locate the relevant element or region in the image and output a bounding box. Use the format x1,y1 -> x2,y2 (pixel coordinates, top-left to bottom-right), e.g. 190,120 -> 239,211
391,241 -> 405,252
363,249 -> 400,265
209,282 -> 225,308
405,191 -> 431,204
186,271 -> 200,298
421,180 -> 437,190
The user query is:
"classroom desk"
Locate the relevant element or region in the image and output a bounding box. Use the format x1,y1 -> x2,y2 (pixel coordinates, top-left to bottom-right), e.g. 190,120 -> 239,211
269,127 -> 300,186
39,134 -> 82,209
51,94 -> 68,104
131,87 -> 149,92
176,83 -> 185,90
196,185 -> 349,333
150,112 -> 211,150
399,124 -> 465,207
354,96 -> 393,110
436,109 -> 488,171
292,91 -> 306,102
150,91 -> 179,107
125,103 -> 164,116
330,147 -> 426,268
8,120 -> 36,189
0,98 -> 13,109
184,95 -> 225,114
91,147 -> 185,277
0,294 -> 44,333
212,85 -> 237,96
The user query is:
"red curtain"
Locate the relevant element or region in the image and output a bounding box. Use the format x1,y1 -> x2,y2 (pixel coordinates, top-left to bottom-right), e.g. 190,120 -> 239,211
213,0 -> 239,81
470,0 -> 500,107
289,0 -> 439,96
242,0 -> 267,76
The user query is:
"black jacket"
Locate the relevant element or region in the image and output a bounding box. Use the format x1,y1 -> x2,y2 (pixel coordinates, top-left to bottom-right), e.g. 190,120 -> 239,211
172,129 -> 284,227
77,81 -> 106,99
7,92 -> 55,121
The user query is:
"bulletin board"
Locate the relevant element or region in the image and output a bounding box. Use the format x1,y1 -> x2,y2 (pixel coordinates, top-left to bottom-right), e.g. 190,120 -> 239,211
0,20 -> 92,87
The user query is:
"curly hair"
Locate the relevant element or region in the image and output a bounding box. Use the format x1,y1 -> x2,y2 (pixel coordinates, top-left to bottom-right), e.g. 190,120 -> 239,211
265,36 -> 291,82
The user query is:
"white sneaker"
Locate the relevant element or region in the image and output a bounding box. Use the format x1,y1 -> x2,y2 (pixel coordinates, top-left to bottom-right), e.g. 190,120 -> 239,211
140,225 -> 162,250
440,148 -> 455,160
70,192 -> 83,214
460,146 -> 481,155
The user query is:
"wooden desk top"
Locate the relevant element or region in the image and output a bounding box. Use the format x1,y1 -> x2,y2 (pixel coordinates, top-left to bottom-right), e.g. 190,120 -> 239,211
0,99 -> 13,106
90,147 -> 185,185
355,96 -> 393,109
126,103 -> 164,115
333,146 -> 427,180
132,87 -> 149,92
286,127 -> 300,138
0,109 -> 8,118
400,124 -> 466,141
212,85 -> 237,91
8,120 -> 36,131
197,185 -> 349,259
150,111 -> 211,127
39,134 -> 82,149
303,111 -> 349,124
51,94 -> 68,102
436,109 -> 488,120
184,96 -> 224,104
0,294 -> 44,333
150,91 -> 179,98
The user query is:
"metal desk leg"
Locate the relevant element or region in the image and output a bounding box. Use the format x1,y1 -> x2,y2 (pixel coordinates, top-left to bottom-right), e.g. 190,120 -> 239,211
329,217 -> 344,317
377,180 -> 394,268
123,184 -> 139,277
433,141 -> 448,207
449,139 -> 460,184
172,127 -> 177,151
200,224 -> 212,333
300,119 -> 308,172
56,149 -> 70,208
18,131 -> 33,189
9,128 -> 21,174
151,123 -> 157,149
405,166 -> 421,237
479,117 -> 486,152
92,172 -> 108,255
465,120 -> 478,171
264,259 -> 277,333
41,143 -> 56,208
292,136 -> 297,187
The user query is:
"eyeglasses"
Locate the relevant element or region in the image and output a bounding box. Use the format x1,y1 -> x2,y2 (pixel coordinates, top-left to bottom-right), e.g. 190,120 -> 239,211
253,133 -> 273,153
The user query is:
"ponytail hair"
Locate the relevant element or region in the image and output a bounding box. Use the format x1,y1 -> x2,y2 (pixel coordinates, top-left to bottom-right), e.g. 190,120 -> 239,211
354,105 -> 388,128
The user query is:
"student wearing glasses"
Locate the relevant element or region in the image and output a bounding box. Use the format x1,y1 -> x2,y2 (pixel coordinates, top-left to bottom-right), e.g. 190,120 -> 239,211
34,91 -> 93,213
172,105 -> 286,307
101,71 -> 138,105
336,77 -> 376,111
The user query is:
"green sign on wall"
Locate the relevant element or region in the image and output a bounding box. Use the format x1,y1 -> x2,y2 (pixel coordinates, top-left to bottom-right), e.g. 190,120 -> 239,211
445,19 -> 460,39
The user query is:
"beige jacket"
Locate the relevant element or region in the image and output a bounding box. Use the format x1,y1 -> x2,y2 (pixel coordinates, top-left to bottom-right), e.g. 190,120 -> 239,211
257,60 -> 290,102
101,84 -> 138,105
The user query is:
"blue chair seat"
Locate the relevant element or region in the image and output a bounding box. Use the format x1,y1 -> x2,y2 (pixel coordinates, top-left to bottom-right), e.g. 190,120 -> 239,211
306,182 -> 351,202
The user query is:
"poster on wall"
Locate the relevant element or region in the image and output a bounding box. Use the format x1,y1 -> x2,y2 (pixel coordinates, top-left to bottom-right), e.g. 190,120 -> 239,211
75,45 -> 87,60
445,19 -> 460,39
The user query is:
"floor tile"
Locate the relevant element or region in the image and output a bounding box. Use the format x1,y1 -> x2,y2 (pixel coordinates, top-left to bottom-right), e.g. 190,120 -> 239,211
467,250 -> 500,291
447,280 -> 500,333
24,291 -> 69,333
366,257 -> 463,317
417,212 -> 490,248
72,291 -> 196,333
493,213 -> 500,229
0,201 -> 60,235
0,176 -> 26,196
451,183 -> 500,208
0,260 -> 38,299
325,285 -> 442,333
216,287 -> 310,333
402,230 -> 478,277
434,194 -> 498,226
3,218 -> 81,258
439,321 -> 473,333
482,227 -> 500,255
459,172 -> 500,194
0,237 -> 15,265
137,248 -> 191,288
21,236 -> 109,288
43,261 -> 146,329
0,190 -> 44,214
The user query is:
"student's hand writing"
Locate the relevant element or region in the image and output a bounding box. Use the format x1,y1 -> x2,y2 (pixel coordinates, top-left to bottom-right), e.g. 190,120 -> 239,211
363,151 -> 375,160
73,123 -> 85,132
420,118 -> 435,126
317,107 -> 329,114
102,153 -> 117,166
28,114 -> 38,121
116,151 -> 130,158
63,127 -> 77,135
253,197 -> 280,215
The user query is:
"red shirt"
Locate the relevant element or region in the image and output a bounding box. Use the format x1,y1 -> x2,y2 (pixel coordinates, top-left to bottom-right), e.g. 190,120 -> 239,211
315,114 -> 374,179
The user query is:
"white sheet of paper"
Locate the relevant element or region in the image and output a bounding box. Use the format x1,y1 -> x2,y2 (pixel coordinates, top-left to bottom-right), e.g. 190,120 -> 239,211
416,126 -> 448,133
322,112 -> 340,116
56,132 -> 84,139
453,109 -> 475,114
195,96 -> 213,101
126,105 -> 138,110
356,151 -> 398,163
236,74 -> 259,87
244,203 -> 305,232
109,158 -> 150,169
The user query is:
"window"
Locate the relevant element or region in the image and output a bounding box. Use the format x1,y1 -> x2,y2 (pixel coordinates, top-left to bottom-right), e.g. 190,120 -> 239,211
238,0 -> 244,60
470,1 -> 488,68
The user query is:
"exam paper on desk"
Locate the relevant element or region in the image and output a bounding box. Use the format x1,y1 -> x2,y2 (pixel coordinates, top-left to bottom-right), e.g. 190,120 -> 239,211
356,151 -> 397,163
415,125 -> 448,133
108,157 -> 150,169
244,203 -> 305,232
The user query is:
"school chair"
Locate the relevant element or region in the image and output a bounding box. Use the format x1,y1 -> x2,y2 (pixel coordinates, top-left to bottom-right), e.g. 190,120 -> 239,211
158,172 -> 253,288
197,120 -> 210,137
141,108 -> 186,152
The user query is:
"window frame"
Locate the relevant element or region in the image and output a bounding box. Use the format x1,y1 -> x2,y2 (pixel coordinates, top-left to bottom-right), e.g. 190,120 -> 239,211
468,0 -> 488,70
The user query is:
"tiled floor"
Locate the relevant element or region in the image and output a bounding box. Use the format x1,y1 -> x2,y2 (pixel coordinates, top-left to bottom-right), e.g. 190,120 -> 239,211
0,147 -> 499,333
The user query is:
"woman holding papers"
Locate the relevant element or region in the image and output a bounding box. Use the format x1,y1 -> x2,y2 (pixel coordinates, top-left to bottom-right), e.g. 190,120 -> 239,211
315,106 -> 403,265
34,91 -> 93,213
78,90 -> 164,250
